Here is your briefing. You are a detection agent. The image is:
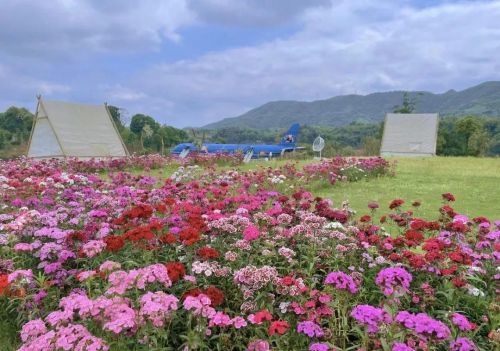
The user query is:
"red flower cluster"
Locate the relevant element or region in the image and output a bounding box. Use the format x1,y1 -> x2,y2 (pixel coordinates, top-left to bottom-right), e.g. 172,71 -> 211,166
205,286 -> 224,306
124,225 -> 154,242
197,246 -> 220,260
389,198 -> 405,209
179,227 -> 201,246
0,274 -> 9,295
104,235 -> 125,252
114,203 -> 154,224
159,233 -> 177,244
441,192 -> 456,202
165,262 -> 186,283
268,320 -> 289,336
254,310 -> 273,324
360,215 -> 371,223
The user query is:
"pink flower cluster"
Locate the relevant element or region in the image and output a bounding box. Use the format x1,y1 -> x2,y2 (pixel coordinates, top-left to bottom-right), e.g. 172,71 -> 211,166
19,320 -> 108,351
351,304 -> 393,333
139,291 -> 179,327
375,267 -> 413,296
324,271 -> 358,293
106,264 -> 172,295
395,311 -> 451,340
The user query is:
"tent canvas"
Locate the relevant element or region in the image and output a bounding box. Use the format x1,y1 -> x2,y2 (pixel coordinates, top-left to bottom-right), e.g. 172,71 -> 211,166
380,113 -> 439,156
27,98 -> 129,158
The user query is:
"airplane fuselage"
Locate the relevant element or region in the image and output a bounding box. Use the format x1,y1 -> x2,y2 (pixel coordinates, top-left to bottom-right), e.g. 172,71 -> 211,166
171,143 -> 296,157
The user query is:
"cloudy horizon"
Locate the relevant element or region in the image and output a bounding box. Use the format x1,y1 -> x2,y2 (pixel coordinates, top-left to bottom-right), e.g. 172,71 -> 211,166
1,0 -> 500,127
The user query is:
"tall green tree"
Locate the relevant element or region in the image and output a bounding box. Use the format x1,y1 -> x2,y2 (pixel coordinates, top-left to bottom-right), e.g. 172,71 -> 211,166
393,92 -> 420,113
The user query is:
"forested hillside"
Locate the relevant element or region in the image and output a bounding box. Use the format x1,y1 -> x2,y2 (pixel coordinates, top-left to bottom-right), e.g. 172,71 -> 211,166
205,81 -> 500,129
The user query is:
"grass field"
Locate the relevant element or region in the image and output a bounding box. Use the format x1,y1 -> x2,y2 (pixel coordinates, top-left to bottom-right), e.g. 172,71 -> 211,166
224,156 -> 500,220
312,156 -> 500,219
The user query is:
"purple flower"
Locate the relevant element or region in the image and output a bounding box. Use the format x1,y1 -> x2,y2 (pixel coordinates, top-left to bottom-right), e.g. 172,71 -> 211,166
297,321 -> 324,337
451,312 -> 475,331
375,267 -> 412,296
324,271 -> 358,293
395,311 -> 450,340
450,337 -> 478,351
351,304 -> 392,333
309,342 -> 329,351
392,343 -> 415,351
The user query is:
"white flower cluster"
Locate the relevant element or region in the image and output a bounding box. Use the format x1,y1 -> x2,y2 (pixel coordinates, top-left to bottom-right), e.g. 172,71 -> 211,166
170,165 -> 200,182
268,174 -> 286,184
323,221 -> 345,230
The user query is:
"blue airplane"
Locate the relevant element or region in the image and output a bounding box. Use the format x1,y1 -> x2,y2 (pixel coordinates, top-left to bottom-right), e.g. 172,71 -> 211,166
171,123 -> 302,159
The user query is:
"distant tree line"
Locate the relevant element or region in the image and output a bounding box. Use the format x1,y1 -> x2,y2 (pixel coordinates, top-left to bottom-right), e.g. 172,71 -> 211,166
0,104 -> 499,158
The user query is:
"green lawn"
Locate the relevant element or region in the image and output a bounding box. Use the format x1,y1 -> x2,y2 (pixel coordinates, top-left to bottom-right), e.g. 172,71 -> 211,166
300,157 -> 500,219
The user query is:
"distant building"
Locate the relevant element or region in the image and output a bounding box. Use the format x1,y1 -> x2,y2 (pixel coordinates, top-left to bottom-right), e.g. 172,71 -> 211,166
380,113 -> 439,157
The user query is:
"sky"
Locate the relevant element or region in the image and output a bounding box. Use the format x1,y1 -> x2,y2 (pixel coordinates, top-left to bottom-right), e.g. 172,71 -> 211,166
1,0 -> 500,127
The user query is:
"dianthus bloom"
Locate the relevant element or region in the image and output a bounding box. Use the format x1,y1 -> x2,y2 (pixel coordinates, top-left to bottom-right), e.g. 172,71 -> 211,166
20,319 -> 47,342
310,342 -> 329,351
8,269 -> 33,284
139,291 -> 179,327
165,262 -> 186,283
442,192 -> 456,202
297,321 -> 324,337
183,294 -> 215,318
324,271 -> 358,293
389,198 -> 405,209
247,339 -> 270,351
351,304 -> 392,333
197,246 -> 220,260
450,337 -> 478,351
395,311 -> 451,340
0,274 -> 9,295
81,240 -> 106,257
375,267 -> 412,296
451,312 -> 475,331
392,343 -> 415,351
243,225 -> 260,241
268,320 -> 289,335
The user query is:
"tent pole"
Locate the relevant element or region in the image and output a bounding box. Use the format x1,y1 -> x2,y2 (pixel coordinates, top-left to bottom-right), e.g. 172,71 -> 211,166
26,95 -> 41,156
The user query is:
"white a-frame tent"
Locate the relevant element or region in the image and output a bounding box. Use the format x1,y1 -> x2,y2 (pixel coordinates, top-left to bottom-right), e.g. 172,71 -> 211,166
27,97 -> 129,158
380,113 -> 439,157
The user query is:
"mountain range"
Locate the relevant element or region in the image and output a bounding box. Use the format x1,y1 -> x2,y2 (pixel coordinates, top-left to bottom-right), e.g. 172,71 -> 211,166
204,81 -> 500,129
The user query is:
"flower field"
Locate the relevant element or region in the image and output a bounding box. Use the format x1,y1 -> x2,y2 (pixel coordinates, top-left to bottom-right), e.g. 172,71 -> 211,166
0,155 -> 498,351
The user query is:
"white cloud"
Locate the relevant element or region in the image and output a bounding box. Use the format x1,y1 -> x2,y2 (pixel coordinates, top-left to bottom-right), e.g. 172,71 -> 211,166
125,0 -> 500,126
107,85 -> 147,102
1,0 -> 500,126
0,0 -> 194,59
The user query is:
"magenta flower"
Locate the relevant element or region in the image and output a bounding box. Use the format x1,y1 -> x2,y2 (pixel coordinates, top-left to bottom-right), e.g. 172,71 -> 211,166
392,343 -> 415,351
324,271 -> 358,293
375,267 -> 412,296
20,319 -> 47,342
351,304 -> 392,333
297,321 -> 324,337
395,311 -> 451,340
451,312 -> 475,331
450,337 -> 478,351
310,342 -> 329,351
243,225 -> 260,241
247,339 -> 270,351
